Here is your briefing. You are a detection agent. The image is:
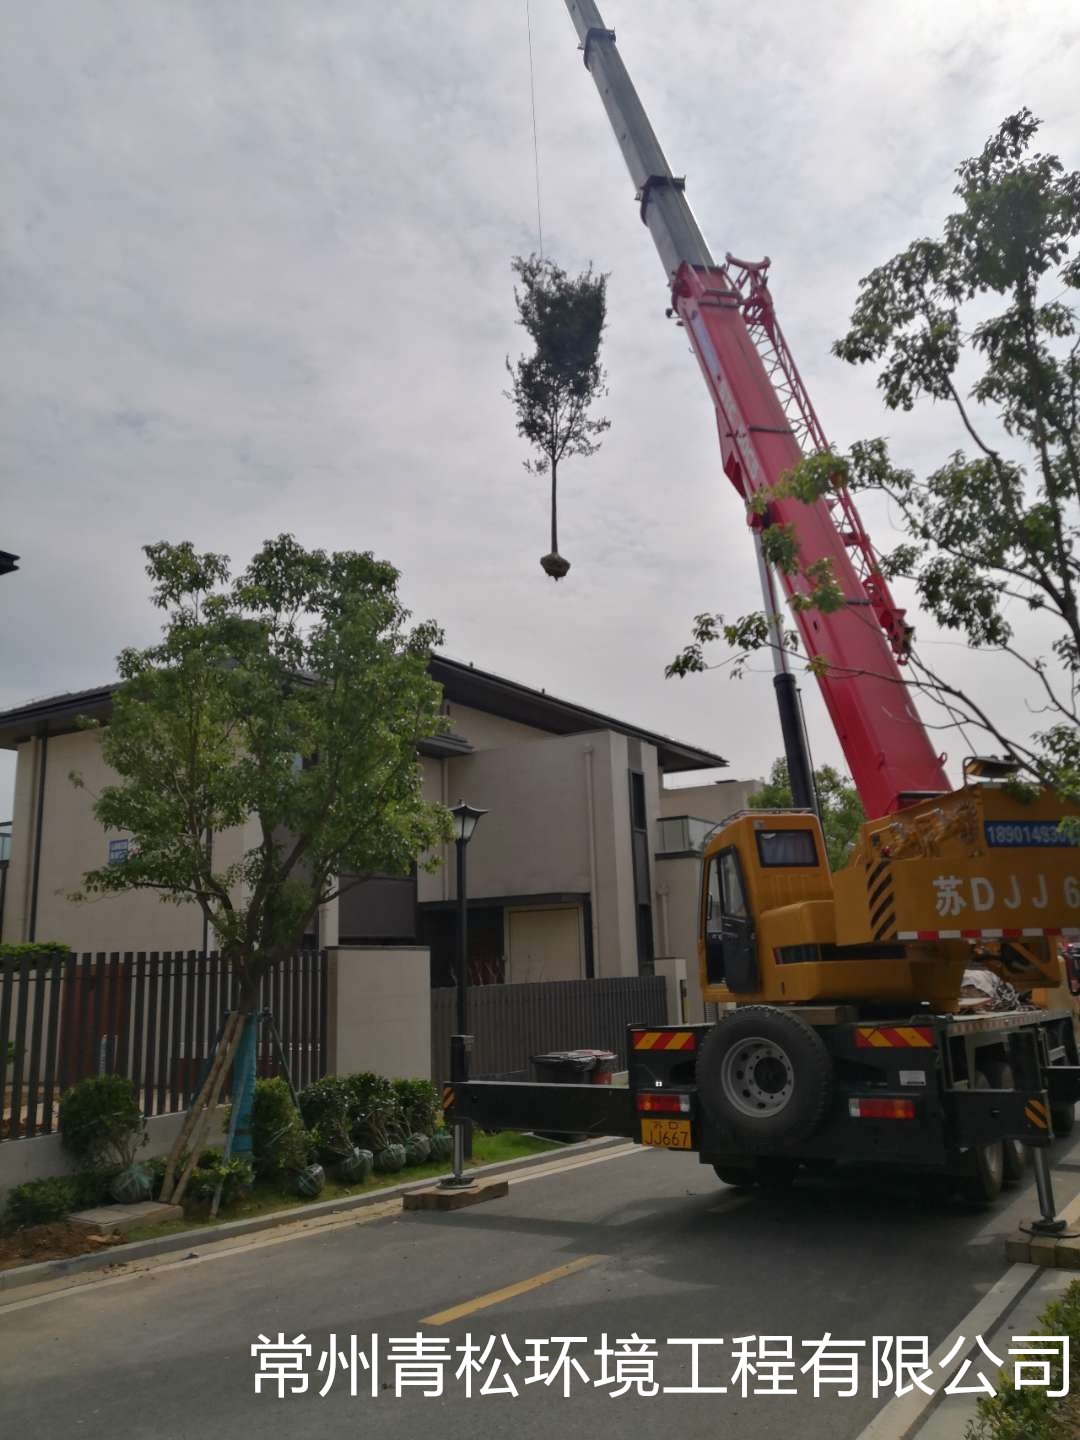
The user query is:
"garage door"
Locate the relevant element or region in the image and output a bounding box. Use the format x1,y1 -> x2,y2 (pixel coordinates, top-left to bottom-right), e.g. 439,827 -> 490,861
507,906 -> 583,984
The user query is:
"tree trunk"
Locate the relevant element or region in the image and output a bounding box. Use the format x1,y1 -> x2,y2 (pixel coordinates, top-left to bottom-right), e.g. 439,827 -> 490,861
550,460 -> 558,554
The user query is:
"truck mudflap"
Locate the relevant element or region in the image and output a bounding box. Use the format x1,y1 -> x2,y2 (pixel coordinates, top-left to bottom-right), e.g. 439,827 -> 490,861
945,1085 -> 1055,1147
444,1080 -> 637,1139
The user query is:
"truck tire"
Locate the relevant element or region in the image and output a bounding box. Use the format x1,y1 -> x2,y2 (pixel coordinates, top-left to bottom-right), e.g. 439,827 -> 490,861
958,1069 -> 1005,1206
983,1059 -> 1027,1186
712,1157 -> 799,1190
697,1006 -> 832,1146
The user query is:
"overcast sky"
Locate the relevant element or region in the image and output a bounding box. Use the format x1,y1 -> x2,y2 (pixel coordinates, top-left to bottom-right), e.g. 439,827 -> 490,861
3,0 -> 1079,818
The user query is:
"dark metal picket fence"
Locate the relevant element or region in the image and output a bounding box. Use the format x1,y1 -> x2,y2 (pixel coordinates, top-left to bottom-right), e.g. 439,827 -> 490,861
431,974 -> 668,1082
0,950 -> 326,1140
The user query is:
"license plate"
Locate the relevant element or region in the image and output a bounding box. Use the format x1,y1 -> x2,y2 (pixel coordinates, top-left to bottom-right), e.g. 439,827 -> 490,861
640,1117 -> 692,1150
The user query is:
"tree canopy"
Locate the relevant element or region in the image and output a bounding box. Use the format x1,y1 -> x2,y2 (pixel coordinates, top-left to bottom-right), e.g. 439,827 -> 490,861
72,536 -> 453,1205
76,535 -> 451,986
749,759 -> 865,871
506,253 -> 609,579
670,112 -> 1080,802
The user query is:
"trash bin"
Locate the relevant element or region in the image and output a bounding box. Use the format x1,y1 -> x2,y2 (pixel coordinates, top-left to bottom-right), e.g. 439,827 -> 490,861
530,1050 -> 597,1084
573,1049 -> 618,1086
529,1049 -> 619,1141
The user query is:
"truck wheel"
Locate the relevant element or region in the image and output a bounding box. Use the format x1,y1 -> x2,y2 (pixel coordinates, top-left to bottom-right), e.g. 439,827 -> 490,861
984,1059 -> 1027,1186
712,1157 -> 798,1189
1051,1101 -> 1076,1138
697,1006 -> 832,1145
712,1164 -> 757,1189
959,1069 -> 1005,1206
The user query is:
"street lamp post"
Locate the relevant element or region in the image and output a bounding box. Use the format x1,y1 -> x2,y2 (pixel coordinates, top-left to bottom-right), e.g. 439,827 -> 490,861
444,798 -> 487,1187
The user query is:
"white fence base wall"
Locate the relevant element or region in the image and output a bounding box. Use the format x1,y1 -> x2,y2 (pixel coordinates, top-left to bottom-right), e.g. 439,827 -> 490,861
326,945 -> 431,1081
0,1105 -> 229,1208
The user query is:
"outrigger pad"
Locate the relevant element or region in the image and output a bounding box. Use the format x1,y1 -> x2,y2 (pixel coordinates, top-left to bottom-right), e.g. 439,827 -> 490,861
403,1179 -> 509,1212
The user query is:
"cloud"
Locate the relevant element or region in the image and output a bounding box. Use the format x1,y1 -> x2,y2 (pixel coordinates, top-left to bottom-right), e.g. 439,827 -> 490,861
2,0 -> 1078,816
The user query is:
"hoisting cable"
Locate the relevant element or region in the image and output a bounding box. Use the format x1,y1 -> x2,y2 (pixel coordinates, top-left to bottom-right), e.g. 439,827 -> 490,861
525,0 -> 544,258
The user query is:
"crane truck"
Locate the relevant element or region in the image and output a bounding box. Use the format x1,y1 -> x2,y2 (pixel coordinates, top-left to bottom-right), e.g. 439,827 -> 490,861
445,0 -> 1080,1224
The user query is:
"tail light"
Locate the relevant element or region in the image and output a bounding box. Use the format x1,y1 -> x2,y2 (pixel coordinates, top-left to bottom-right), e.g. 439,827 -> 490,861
849,1097 -> 917,1121
636,1091 -> 691,1115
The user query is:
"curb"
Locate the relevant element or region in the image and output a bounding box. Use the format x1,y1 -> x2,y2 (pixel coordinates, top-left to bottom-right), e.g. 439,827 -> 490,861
0,1135 -> 629,1295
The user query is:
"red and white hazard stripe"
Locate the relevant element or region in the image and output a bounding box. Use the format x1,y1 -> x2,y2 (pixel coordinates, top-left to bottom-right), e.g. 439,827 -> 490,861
897,926 -> 1080,941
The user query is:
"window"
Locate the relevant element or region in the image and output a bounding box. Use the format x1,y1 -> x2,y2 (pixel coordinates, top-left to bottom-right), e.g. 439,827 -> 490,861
719,850 -> 748,918
108,839 -> 130,865
629,770 -> 647,830
755,828 -> 818,868
705,856 -> 723,936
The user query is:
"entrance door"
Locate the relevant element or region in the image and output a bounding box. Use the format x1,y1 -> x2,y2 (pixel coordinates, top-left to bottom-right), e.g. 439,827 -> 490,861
507,907 -> 583,984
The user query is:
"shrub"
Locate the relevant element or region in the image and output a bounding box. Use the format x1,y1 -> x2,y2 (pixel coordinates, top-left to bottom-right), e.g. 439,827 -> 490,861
965,1279 -> 1080,1440
184,1149 -> 255,1208
59,1074 -> 145,1170
0,941 -> 70,963
345,1073 -> 402,1152
5,1176 -> 81,1226
393,1079 -> 439,1137
251,1077 -> 312,1179
298,1077 -> 354,1161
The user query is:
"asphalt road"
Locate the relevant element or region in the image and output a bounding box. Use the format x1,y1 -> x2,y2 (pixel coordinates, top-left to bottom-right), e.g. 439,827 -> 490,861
2,1137 -> 1079,1440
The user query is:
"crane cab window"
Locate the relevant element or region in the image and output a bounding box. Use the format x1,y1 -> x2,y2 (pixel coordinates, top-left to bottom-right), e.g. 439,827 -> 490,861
755,828 -> 818,868
704,849 -> 749,931
705,856 -> 722,937
719,849 -> 748,917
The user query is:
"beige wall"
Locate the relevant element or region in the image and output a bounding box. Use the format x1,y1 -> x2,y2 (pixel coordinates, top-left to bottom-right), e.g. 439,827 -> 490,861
655,853 -> 706,1020
660,776 -> 761,825
416,729 -> 653,979
325,945 -> 431,1080
3,731 -> 205,951
445,703 -> 549,753
654,955 -> 689,1025
2,729 -> 255,953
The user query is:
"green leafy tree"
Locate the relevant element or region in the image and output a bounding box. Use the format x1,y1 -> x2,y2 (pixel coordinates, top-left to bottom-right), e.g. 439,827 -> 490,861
670,113 -> 1080,800
750,759 -> 865,871
72,536 -> 452,1201
506,254 -> 610,580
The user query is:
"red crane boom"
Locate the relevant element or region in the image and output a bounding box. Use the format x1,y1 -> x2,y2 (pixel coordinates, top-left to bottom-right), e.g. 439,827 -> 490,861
564,2 -> 950,818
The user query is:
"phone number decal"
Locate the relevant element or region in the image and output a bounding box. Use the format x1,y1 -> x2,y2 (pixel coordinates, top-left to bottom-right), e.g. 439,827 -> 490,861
984,821 -> 1075,848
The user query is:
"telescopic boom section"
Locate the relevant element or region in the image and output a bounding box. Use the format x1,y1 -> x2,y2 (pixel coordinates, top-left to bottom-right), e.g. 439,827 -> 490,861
563,0 -> 950,818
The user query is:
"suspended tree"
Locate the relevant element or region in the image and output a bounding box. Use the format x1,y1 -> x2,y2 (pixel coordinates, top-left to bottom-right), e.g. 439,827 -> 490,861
72,536 -> 452,1203
506,254 -> 610,579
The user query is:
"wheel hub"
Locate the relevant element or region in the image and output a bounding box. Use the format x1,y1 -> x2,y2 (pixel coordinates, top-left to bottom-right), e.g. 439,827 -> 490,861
720,1037 -> 795,1118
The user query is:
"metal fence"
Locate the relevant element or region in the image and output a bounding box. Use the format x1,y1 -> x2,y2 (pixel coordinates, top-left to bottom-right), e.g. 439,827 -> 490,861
1,950 -> 327,1141
430,975 -> 668,1082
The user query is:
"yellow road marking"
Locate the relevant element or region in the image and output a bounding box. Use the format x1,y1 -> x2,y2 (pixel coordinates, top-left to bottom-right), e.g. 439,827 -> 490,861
421,1254 -> 605,1326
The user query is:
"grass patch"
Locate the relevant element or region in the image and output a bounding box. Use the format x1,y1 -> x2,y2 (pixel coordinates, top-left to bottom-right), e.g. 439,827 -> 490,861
120,1129 -> 561,1244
